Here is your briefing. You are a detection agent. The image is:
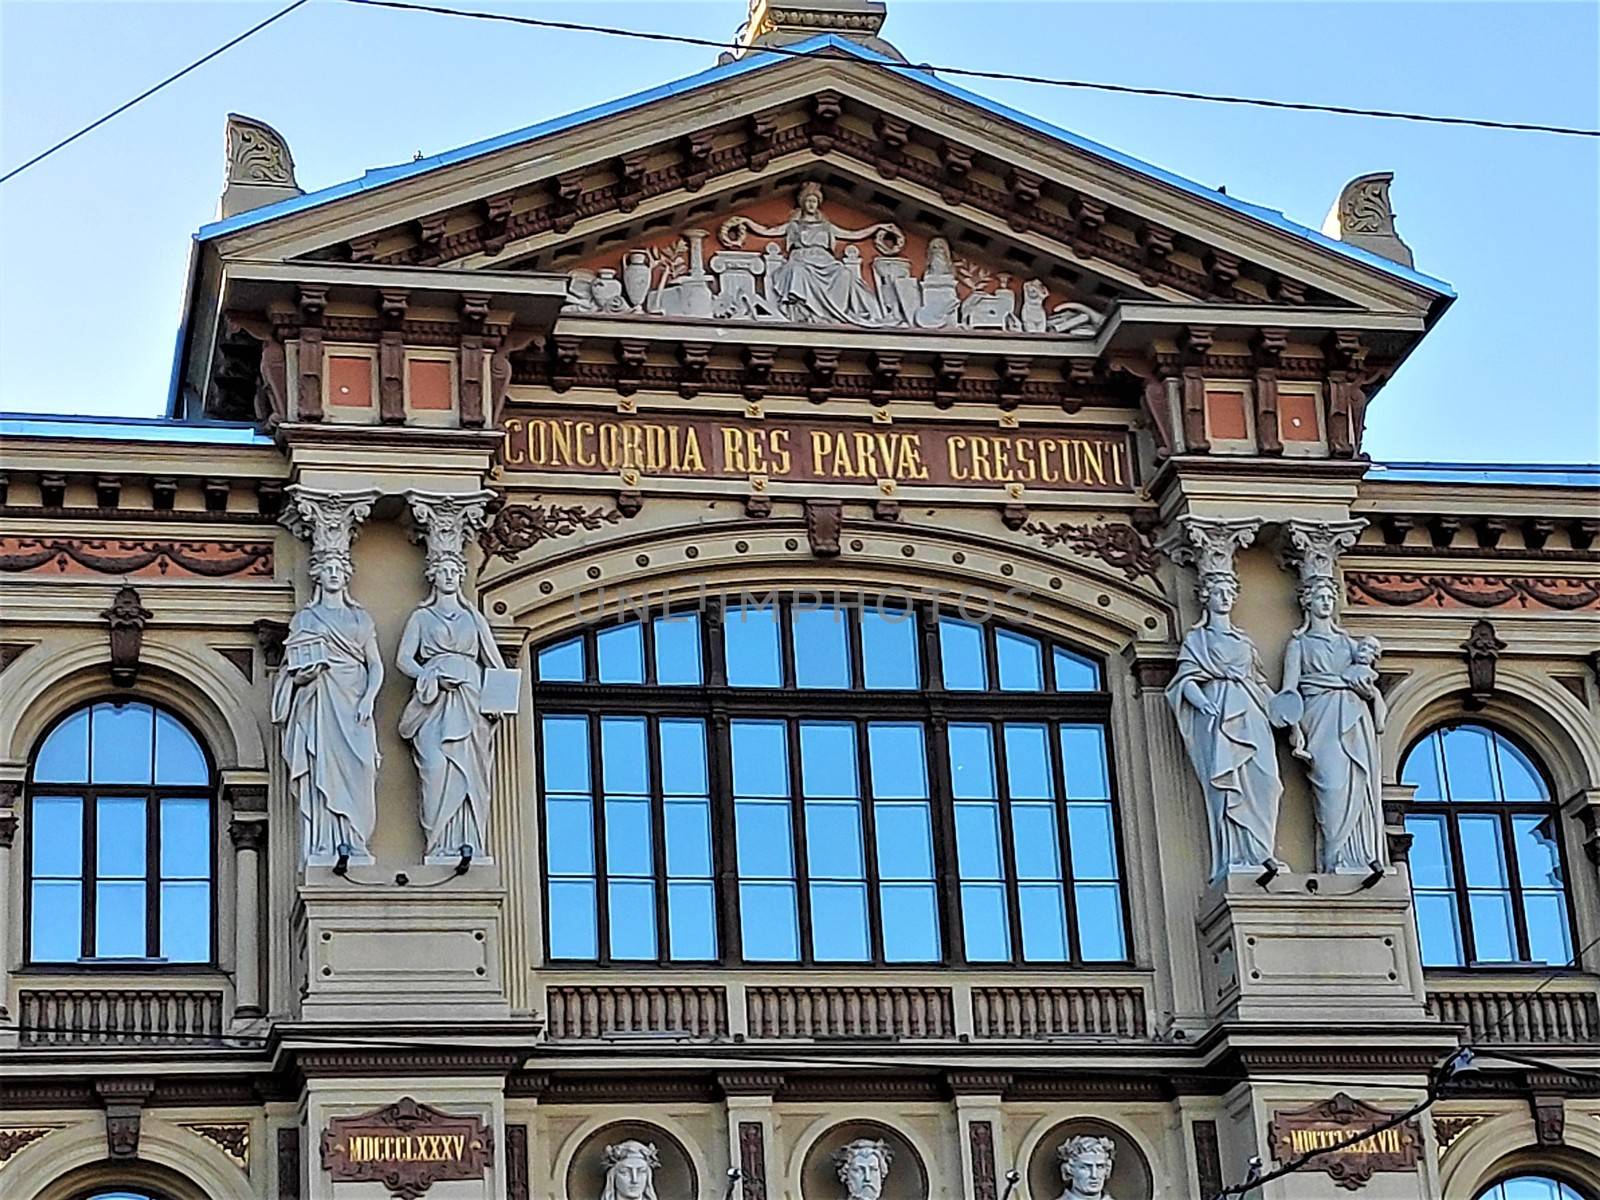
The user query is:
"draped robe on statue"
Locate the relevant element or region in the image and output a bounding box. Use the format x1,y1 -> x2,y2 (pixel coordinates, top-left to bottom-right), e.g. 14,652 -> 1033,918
1287,631 -> 1382,872
770,216 -> 884,326
270,603 -> 380,857
1166,625 -> 1283,881
398,603 -> 499,857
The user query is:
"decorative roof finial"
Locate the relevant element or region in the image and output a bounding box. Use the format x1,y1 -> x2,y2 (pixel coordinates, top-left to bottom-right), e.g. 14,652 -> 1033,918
1322,172 -> 1414,268
220,114 -> 303,219
729,0 -> 906,63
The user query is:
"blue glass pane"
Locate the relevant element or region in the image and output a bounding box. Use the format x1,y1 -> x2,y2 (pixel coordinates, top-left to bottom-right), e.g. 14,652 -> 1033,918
724,604 -> 783,687
735,799 -> 794,876
1003,724 -> 1053,800
95,880 -> 146,956
1524,893 -> 1573,967
1496,737 -> 1549,801
1018,882 -> 1068,961
810,882 -> 870,961
91,703 -> 153,786
547,879 -> 597,959
597,623 -> 645,684
948,724 -> 997,799
653,613 -> 703,686
1060,725 -> 1111,799
880,883 -> 940,962
160,797 -> 210,879
1404,814 -> 1454,889
97,796 -> 146,879
667,881 -> 717,960
544,797 -> 594,874
30,880 -> 81,961
154,711 -> 207,785
1053,647 -> 1101,692
1400,733 -> 1444,800
664,799 -> 713,877
604,797 -> 653,876
1459,815 -> 1509,887
1468,891 -> 1517,961
954,801 -> 1004,877
875,801 -> 934,879
160,880 -> 210,962
540,716 -> 590,793
537,636 -> 584,682
660,719 -> 708,796
1414,892 -> 1464,966
1512,814 -> 1564,888
1075,882 -> 1128,961
739,882 -> 799,960
608,879 -> 657,959
996,630 -> 1044,691
805,799 -> 864,877
731,720 -> 788,797
600,717 -> 648,795
30,795 -> 82,877
34,709 -> 89,783
867,723 -> 927,799
861,606 -> 918,689
939,619 -> 987,690
1442,725 -> 1498,800
1012,803 -> 1062,880
960,883 -> 1010,961
1067,802 -> 1120,881
792,606 -> 851,688
800,722 -> 858,798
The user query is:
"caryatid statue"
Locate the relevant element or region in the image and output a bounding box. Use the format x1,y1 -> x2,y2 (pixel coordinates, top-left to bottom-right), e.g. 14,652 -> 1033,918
1278,520 -> 1387,874
397,490 -> 507,860
1055,1135 -> 1117,1200
270,486 -> 384,863
1161,516 -> 1290,882
836,1139 -> 892,1200
601,1141 -> 660,1200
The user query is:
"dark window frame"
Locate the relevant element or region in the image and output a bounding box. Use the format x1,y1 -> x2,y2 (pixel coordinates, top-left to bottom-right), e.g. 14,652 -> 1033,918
22,697 -> 218,969
1399,721 -> 1578,971
532,595 -> 1132,971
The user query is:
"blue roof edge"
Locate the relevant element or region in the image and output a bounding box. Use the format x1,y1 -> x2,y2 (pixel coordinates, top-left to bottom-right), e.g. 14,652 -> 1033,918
0,413 -> 273,446
1369,461 -> 1600,488
193,34 -> 1452,298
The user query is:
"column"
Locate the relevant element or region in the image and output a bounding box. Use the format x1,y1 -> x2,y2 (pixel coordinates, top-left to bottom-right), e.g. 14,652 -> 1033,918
230,817 -> 267,1018
0,779 -> 17,1025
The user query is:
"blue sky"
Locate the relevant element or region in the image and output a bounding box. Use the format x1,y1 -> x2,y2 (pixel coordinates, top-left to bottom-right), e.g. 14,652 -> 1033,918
2,1 -> 1596,464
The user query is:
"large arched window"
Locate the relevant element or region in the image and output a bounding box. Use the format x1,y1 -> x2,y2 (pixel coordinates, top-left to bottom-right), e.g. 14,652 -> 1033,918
1478,1178 -> 1589,1200
1400,722 -> 1573,969
26,700 -> 214,964
533,596 -> 1128,967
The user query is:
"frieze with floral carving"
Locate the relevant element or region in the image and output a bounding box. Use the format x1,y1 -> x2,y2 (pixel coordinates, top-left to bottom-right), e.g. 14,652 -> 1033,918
1021,520 -> 1160,582
1346,572 -> 1600,612
0,537 -> 274,579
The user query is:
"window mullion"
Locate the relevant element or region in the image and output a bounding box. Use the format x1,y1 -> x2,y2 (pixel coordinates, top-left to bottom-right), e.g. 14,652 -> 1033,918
147,788 -> 161,959
1046,720 -> 1080,965
1501,807 -> 1535,962
588,714 -> 612,966
855,716 -> 886,966
1445,811 -> 1477,966
787,717 -> 814,966
647,715 -> 670,963
991,719 -> 1024,966
83,786 -> 98,961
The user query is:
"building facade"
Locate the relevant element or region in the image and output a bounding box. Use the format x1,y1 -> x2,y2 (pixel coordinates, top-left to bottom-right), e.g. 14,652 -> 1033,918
3,6 -> 1599,1199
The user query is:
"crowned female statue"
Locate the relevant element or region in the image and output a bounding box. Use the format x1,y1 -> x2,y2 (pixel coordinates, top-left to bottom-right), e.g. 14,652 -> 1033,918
721,181 -> 902,326
270,488 -> 384,862
397,491 -> 507,860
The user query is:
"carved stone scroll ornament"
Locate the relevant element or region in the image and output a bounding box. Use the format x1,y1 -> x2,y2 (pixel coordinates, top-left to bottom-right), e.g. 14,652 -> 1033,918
226,114 -> 297,186
1278,521 -> 1386,874
270,487 -> 384,863
1321,172 -> 1415,268
1055,1135 -> 1117,1200
563,182 -> 1104,338
602,1140 -> 661,1200
1021,520 -> 1160,583
399,491 -> 506,860
478,500 -> 625,562
1159,517 -> 1288,882
836,1139 -> 891,1200
102,585 -> 152,688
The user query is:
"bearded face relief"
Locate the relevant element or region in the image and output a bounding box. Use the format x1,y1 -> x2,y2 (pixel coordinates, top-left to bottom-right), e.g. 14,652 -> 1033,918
562,183 -> 1103,337
1056,1136 -> 1116,1200
601,1141 -> 661,1200
836,1138 -> 892,1200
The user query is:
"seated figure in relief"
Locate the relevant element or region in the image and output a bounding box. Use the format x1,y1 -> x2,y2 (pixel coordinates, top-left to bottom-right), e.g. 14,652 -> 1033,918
1055,1136 -> 1117,1200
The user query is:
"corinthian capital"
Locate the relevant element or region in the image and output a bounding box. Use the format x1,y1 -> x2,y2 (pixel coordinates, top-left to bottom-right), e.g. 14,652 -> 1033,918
405,490 -> 497,568
278,485 -> 380,565
1279,519 -> 1367,585
1158,515 -> 1262,584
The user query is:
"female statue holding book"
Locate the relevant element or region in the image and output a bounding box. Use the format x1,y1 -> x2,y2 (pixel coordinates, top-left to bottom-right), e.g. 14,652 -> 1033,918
398,492 -> 510,859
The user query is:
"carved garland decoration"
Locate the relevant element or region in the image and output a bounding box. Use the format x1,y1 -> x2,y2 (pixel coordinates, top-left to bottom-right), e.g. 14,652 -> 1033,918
1022,520 -> 1160,582
479,501 -> 625,562
1346,572 -> 1600,612
0,537 -> 274,579
182,1121 -> 250,1170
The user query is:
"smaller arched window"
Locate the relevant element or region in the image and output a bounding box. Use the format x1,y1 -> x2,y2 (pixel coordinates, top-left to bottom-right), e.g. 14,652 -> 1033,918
1477,1178 -> 1589,1200
26,700 -> 214,965
1400,723 -> 1573,969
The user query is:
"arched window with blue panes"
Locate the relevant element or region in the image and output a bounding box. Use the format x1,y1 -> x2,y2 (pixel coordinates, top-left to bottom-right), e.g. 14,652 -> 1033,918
1476,1178 -> 1590,1200
1400,722 -> 1574,969
532,596 -> 1129,968
25,700 -> 215,965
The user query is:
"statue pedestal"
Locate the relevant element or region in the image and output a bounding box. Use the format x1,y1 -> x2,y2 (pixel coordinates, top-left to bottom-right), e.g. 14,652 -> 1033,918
294,865 -> 511,1023
1197,871 -> 1429,1025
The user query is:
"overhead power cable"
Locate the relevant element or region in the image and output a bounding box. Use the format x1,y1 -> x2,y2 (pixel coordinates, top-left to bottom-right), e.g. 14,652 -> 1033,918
0,0 -> 312,187
342,0 -> 1599,138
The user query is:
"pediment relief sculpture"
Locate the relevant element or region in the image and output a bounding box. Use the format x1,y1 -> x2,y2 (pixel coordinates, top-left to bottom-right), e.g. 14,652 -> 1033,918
562,182 -> 1102,337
